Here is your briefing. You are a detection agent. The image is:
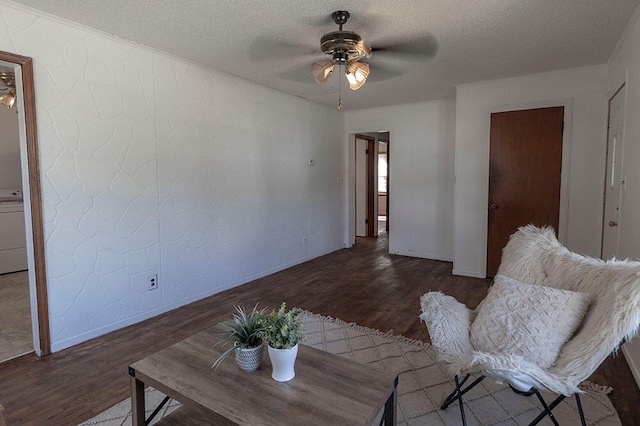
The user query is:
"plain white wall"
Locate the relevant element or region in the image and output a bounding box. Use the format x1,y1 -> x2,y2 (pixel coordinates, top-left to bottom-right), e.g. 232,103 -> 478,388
0,104 -> 22,189
453,66 -> 608,277
0,1 -> 346,351
345,99 -> 456,261
606,6 -> 640,387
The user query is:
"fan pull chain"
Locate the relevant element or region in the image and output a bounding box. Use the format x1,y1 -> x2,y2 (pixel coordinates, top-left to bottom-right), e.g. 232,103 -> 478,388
338,64 -> 343,109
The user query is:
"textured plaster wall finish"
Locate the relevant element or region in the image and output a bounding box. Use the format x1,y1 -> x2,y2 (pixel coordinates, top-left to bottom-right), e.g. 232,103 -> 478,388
155,57 -> 345,305
453,66 -> 608,278
0,104 -> 22,189
0,2 -> 345,351
607,6 -> 640,387
345,99 -> 456,261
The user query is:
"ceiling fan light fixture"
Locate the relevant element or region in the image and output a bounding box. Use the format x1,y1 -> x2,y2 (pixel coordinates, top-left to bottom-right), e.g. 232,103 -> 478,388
0,93 -> 16,108
0,72 -> 16,109
345,61 -> 369,90
311,60 -> 335,84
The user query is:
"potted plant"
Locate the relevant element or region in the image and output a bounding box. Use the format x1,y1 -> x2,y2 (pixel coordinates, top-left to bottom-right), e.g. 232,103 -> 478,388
211,304 -> 266,372
260,302 -> 305,382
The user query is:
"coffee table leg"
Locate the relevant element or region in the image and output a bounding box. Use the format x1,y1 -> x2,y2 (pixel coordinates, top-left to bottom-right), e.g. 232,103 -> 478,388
383,376 -> 398,425
130,374 -> 145,426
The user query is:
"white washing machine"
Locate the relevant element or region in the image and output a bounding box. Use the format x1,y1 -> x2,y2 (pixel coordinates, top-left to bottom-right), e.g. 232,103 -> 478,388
0,189 -> 27,274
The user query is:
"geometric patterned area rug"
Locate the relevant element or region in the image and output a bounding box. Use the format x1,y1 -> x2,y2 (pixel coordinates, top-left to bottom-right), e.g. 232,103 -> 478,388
80,311 -> 621,425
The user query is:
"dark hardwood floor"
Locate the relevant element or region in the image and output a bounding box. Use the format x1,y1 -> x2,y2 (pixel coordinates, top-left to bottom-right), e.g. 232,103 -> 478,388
0,234 -> 638,425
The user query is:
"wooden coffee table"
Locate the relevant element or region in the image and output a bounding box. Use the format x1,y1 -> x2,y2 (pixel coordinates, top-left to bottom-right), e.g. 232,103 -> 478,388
129,325 -> 398,425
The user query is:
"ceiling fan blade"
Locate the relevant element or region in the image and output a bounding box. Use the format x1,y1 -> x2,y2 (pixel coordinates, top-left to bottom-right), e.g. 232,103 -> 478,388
248,36 -> 319,63
347,13 -> 387,38
370,33 -> 439,62
365,58 -> 408,82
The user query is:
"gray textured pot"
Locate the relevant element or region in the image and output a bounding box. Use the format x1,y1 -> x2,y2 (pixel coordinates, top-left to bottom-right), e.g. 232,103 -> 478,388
235,340 -> 265,371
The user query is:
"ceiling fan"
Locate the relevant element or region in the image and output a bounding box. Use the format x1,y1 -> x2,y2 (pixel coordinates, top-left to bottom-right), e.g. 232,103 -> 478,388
305,11 -> 438,109
311,11 -> 371,92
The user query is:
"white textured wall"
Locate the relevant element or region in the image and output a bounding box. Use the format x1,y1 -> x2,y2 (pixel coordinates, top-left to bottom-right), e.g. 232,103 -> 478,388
606,7 -> 640,388
345,99 -> 456,261
0,2 -> 345,351
453,66 -> 607,277
0,104 -> 21,189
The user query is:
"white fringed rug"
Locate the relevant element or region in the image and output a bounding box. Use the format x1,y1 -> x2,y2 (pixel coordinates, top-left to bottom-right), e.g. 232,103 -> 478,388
80,311 -> 620,425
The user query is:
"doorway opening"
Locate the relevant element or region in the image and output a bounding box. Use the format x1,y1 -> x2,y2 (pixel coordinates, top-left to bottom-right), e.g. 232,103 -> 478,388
0,50 -> 50,359
355,134 -> 374,237
601,83 -> 626,260
378,140 -> 389,235
0,62 -> 32,361
354,132 -> 390,240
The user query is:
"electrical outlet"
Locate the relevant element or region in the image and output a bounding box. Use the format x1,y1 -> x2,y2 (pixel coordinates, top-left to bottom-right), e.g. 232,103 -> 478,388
148,274 -> 158,291
303,236 -> 308,246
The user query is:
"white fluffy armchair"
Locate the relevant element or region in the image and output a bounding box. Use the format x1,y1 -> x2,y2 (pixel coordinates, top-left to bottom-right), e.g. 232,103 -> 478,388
420,225 -> 640,425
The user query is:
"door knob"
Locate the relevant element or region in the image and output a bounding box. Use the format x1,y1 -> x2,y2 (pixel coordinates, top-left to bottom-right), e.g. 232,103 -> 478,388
608,221 -> 618,227
489,204 -> 498,210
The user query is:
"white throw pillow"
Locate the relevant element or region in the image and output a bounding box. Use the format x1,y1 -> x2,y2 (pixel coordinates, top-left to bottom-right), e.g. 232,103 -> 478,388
470,275 -> 591,369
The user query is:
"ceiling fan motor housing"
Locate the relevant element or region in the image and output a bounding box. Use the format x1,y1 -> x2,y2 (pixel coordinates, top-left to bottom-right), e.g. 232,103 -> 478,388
320,31 -> 369,63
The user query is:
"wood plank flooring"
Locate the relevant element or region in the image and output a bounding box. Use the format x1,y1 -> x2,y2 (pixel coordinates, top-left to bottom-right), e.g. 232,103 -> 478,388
0,234 -> 638,425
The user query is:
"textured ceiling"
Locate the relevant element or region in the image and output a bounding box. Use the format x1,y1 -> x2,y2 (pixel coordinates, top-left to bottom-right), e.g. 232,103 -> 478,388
9,0 -> 640,110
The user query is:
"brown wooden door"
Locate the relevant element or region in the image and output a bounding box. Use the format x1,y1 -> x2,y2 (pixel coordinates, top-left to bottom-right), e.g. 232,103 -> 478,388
487,107 -> 564,276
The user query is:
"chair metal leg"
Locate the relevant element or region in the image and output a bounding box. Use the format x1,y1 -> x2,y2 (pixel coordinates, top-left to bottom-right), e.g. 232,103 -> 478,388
575,393 -> 586,426
442,374 -> 468,409
531,389 -> 560,426
440,374 -> 486,426
454,374 -> 468,426
441,374 -> 485,409
510,385 -> 585,426
445,379 -> 588,425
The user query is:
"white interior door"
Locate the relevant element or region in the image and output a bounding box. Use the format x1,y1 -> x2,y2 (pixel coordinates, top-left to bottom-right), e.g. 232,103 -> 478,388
602,85 -> 626,260
355,137 -> 367,237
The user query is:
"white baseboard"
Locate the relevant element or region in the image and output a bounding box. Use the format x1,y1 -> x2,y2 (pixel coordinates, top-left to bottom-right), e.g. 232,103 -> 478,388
389,249 -> 453,262
452,268 -> 486,278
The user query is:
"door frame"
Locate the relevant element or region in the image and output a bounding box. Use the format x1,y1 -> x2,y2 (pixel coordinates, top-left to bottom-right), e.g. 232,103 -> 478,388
347,127 -> 395,247
379,140 -> 390,233
355,134 -> 376,237
600,82 -> 626,259
366,137 -> 375,237
0,51 -> 51,356
482,98 -> 574,277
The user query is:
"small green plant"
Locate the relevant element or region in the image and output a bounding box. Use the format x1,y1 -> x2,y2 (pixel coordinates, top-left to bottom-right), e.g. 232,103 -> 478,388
211,304 -> 266,370
260,302 -> 305,349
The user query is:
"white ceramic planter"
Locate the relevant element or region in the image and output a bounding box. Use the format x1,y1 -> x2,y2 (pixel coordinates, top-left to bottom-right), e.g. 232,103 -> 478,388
268,343 -> 299,382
